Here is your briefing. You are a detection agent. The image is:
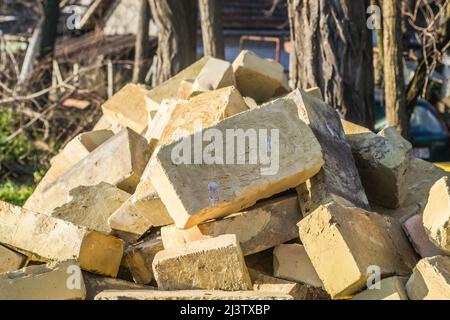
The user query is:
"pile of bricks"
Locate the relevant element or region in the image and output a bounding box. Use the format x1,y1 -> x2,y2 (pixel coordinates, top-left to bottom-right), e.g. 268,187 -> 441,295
1,51 -> 449,300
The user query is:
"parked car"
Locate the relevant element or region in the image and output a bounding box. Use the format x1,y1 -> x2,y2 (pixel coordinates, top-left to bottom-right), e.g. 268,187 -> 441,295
375,98 -> 450,162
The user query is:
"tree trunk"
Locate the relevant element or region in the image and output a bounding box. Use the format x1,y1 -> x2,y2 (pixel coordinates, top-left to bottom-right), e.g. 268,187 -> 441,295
132,0 -> 151,83
38,0 -> 59,60
383,0 -> 408,137
198,0 -> 225,59
288,0 -> 375,129
149,0 -> 198,85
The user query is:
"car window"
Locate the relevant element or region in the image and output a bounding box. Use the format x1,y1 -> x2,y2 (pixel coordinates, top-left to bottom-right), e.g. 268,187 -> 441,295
410,105 -> 446,136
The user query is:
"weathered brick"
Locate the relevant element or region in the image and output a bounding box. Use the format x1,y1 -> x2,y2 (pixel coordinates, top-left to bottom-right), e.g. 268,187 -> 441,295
24,128 -> 149,215
150,96 -> 324,229
152,234 -> 252,291
161,195 -> 302,255
406,256 -> 450,300
0,201 -> 123,277
423,177 -> 450,253
232,50 -> 288,103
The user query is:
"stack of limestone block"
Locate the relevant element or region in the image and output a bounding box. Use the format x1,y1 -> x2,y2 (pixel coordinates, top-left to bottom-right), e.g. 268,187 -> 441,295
1,50 -> 449,300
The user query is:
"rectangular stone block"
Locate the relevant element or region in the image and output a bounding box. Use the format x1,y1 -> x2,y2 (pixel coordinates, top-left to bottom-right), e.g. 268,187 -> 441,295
406,256 -> 450,300
83,272 -> 153,300
124,236 -> 164,285
0,201 -> 123,277
190,57 -> 236,95
52,182 -> 131,235
249,268 -> 308,300
372,158 -> 450,219
232,50 -> 288,103
0,260 -> 86,300
24,128 -> 149,215
285,89 -> 369,215
423,177 -> 450,254
345,128 -> 410,209
298,202 -> 416,299
152,234 -> 252,291
28,130 -> 114,199
158,86 -> 249,146
352,277 -> 408,300
0,244 -> 27,273
403,214 -> 445,258
273,244 -> 322,288
161,195 -> 302,256
150,96 -> 324,229
147,56 -> 211,104
108,161 -> 173,242
95,290 -> 293,300
101,84 -> 153,134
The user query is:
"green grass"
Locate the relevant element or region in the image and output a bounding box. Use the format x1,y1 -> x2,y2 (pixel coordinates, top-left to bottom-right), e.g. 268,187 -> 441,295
0,181 -> 35,206
0,112 -> 48,206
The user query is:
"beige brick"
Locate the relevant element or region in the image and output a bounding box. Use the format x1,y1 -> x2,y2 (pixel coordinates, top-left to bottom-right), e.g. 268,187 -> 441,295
232,50 -> 288,103
29,130 -> 114,197
345,128 -> 410,209
0,244 -> 27,273
406,256 -> 450,300
341,119 -> 372,135
150,96 -> 324,229
403,214 -> 445,258
273,244 -> 322,288
24,128 -> 149,215
101,84 -> 153,134
108,161 -> 173,242
298,202 -> 416,299
95,290 -> 293,300
423,177 -> 450,253
124,236 -> 164,284
0,260 -> 86,300
243,96 -> 258,109
372,158 -> 450,219
152,234 -> 252,290
52,182 -> 131,234
144,99 -> 179,145
177,79 -> 194,99
147,56 -> 211,104
158,86 -> 249,146
83,272 -> 153,300
249,268 -> 308,300
0,201 -> 123,277
190,57 -> 235,95
352,277 -> 408,300
93,115 -> 112,131
161,195 -> 302,256
284,89 -> 369,215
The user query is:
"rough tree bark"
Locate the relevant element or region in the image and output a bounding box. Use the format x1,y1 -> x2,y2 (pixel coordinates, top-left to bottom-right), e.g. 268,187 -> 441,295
149,0 -> 198,85
132,0 -> 151,83
198,0 -> 225,59
38,0 -> 59,60
383,0 -> 408,137
287,0 -> 375,129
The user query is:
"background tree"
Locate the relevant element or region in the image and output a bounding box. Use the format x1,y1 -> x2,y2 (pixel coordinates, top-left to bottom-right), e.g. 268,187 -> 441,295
198,0 -> 225,59
132,0 -> 151,83
149,0 -> 198,85
38,0 -> 59,60
383,0 -> 408,137
287,0 -> 375,129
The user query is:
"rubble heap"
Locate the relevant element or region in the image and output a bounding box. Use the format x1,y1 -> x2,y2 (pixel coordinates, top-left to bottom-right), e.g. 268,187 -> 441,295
1,50 -> 449,300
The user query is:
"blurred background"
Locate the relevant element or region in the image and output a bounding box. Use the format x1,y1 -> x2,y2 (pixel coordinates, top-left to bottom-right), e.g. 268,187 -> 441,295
1,0 -> 450,205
